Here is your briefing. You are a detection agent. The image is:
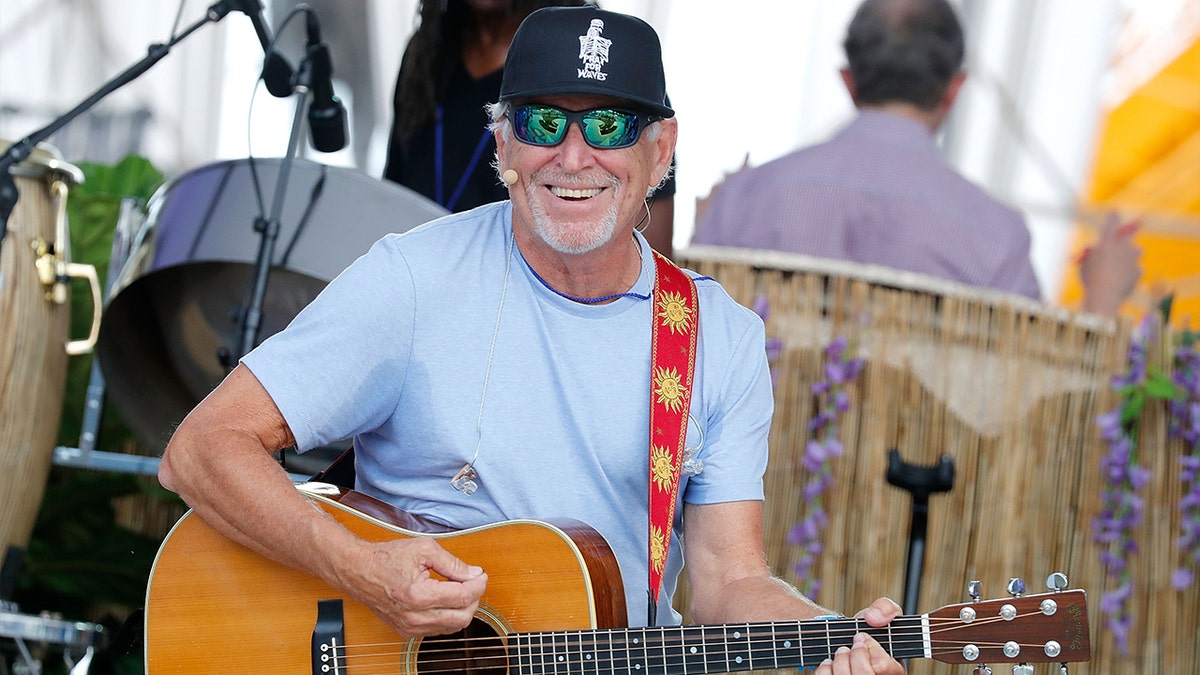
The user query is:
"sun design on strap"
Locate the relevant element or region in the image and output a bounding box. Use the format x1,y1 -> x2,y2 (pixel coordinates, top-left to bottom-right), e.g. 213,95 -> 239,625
653,366 -> 687,413
649,525 -> 667,574
650,445 -> 678,492
656,291 -> 694,334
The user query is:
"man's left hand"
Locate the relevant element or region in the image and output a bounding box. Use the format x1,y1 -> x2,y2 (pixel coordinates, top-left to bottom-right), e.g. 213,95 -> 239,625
815,597 -> 905,674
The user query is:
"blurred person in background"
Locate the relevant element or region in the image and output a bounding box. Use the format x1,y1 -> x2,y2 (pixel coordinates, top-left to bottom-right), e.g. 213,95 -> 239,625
692,0 -> 1139,314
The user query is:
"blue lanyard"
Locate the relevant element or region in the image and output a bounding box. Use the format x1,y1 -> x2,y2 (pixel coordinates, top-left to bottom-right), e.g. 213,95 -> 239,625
434,104 -> 493,211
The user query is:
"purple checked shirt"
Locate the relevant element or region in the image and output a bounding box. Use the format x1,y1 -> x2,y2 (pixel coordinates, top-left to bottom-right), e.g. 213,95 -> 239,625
693,110 -> 1042,300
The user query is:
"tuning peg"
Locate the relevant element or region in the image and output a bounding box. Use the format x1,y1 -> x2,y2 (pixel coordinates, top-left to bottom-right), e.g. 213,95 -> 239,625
967,583 -> 990,674
1006,577 -> 1026,597
1011,666 -> 1033,675
1046,572 -> 1068,592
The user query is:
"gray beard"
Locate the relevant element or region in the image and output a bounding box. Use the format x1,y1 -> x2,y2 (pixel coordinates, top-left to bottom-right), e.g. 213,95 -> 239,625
526,170 -> 621,255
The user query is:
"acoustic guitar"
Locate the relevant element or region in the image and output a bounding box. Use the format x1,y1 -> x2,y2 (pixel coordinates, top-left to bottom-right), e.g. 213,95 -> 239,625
145,484 -> 1090,673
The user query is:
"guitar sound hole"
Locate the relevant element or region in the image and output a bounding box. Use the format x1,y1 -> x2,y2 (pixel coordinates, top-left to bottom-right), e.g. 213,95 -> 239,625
417,617 -> 508,674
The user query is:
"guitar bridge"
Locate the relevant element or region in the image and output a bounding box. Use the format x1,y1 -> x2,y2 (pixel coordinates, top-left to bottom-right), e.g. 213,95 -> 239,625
311,599 -> 345,674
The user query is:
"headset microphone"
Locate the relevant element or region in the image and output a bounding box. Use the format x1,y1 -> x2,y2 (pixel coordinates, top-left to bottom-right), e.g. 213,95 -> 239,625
502,169 -> 519,186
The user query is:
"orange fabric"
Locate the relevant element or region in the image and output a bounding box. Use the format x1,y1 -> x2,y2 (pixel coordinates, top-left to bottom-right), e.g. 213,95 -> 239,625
1061,38 -> 1200,327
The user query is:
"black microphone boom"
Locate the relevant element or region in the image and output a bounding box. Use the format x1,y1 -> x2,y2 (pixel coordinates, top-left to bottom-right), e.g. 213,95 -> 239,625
227,0 -> 293,98
303,10 -> 348,153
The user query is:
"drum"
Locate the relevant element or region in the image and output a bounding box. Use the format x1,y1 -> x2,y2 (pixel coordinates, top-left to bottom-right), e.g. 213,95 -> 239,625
0,141 -> 94,575
95,158 -> 447,451
676,246 -> 1139,675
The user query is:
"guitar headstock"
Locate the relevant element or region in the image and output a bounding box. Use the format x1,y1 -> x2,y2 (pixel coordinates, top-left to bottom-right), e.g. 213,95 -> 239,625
926,589 -> 1090,665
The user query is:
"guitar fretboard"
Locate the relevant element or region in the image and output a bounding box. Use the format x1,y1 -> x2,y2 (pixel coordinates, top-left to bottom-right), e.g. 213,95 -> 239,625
508,616 -> 928,673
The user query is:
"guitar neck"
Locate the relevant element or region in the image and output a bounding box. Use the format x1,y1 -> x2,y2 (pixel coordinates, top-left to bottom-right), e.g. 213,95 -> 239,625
509,616 -> 927,673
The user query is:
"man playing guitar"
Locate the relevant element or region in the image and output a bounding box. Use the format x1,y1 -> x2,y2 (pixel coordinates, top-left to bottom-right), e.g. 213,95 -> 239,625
158,6 -> 905,674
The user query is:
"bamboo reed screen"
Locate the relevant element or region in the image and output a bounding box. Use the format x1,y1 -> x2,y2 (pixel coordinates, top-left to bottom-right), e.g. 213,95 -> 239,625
676,246 -> 1197,675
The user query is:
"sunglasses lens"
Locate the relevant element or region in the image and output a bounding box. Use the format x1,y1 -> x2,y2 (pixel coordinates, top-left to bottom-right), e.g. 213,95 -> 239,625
581,109 -> 640,148
514,106 -> 567,146
511,106 -> 649,149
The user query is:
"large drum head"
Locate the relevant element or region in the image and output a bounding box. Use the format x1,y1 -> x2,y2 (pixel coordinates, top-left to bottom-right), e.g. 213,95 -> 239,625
96,158 -> 447,451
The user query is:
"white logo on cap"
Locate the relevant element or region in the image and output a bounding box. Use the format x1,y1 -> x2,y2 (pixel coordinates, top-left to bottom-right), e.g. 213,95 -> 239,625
577,19 -> 611,81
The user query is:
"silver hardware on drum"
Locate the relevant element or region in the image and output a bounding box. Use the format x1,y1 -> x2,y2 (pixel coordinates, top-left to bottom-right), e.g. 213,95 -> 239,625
1,608 -> 103,675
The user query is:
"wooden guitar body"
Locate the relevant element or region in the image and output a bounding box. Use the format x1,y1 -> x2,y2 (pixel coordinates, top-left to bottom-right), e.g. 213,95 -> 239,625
144,483 -> 626,673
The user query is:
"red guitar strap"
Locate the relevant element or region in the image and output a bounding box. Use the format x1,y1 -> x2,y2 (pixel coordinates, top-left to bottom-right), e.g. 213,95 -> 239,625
646,251 -> 698,625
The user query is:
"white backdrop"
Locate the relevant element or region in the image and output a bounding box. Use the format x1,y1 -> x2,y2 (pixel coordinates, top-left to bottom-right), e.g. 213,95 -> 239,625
1,0 -> 1191,298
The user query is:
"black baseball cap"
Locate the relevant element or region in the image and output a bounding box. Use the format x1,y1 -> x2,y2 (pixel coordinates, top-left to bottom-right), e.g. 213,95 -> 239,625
500,6 -> 674,118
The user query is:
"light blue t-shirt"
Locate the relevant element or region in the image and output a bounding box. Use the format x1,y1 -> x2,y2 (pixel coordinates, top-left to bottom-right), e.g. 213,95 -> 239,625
243,201 -> 774,626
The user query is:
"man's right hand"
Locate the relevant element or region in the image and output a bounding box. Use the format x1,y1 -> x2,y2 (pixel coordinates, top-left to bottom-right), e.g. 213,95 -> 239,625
341,536 -> 488,637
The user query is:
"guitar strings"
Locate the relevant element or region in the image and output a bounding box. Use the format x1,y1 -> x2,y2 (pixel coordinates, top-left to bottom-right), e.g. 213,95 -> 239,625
318,610 -> 1065,671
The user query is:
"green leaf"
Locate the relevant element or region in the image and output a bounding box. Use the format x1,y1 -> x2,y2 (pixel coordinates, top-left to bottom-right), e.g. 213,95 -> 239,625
1120,387 -> 1147,426
1144,368 -> 1183,400
1158,293 -> 1175,323
59,156 -> 164,451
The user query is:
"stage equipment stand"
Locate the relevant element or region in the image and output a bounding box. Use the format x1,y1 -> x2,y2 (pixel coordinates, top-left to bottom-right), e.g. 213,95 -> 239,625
885,448 -> 955,615
9,1 -> 310,482
228,65 -> 312,364
0,1 -> 258,267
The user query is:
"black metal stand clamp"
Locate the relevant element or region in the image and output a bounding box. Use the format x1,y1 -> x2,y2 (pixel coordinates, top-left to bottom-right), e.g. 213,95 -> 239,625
885,448 -> 955,615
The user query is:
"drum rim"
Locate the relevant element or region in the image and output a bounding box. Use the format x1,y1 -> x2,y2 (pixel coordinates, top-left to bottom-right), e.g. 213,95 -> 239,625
0,609 -> 103,648
145,155 -> 438,211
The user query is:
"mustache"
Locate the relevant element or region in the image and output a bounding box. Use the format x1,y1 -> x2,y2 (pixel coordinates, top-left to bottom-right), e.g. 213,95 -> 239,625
530,168 -> 620,189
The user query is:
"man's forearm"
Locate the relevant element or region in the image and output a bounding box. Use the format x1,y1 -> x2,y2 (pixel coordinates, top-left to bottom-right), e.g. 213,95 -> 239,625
691,573 -> 836,624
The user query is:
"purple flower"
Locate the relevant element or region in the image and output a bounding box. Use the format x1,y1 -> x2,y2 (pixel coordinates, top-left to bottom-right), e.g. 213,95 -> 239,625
1096,410 -> 1123,439
1092,317 -> 1161,654
1100,583 -> 1132,614
845,359 -> 864,381
803,440 -> 828,473
791,333 -> 864,601
765,337 -> 783,365
802,480 -> 825,501
825,361 -> 846,385
1167,338 -> 1200,594
825,336 -> 847,362
752,295 -> 785,388
834,390 -> 851,414
1173,567 -> 1195,590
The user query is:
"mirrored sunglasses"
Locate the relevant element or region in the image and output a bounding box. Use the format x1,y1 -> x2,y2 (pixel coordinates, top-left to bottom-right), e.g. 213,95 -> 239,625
510,105 -> 659,150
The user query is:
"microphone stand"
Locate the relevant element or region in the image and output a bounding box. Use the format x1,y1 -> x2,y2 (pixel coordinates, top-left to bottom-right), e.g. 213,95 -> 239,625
224,51 -> 318,476
0,0 -> 247,261
232,65 -> 313,361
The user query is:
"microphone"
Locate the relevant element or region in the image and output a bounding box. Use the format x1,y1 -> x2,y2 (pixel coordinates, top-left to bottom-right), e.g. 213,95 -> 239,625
502,169 -> 519,186
227,0 -> 293,98
304,10 -> 349,153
